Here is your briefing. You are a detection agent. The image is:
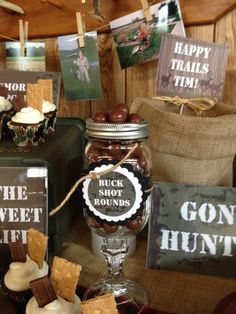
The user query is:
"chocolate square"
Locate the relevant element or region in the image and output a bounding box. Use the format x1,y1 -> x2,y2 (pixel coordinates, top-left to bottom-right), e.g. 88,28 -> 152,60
30,276 -> 57,307
9,242 -> 26,262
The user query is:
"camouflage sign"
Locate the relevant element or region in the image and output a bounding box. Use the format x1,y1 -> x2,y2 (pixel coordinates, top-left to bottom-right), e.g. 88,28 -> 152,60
156,33 -> 228,99
147,182 -> 236,277
0,167 -> 48,274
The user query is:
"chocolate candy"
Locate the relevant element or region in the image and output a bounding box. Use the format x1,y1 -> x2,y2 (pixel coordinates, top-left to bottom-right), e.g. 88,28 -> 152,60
109,109 -> 127,123
92,103 -> 143,125
94,112 -> 108,123
127,113 -> 142,123
103,223 -> 118,234
108,143 -> 122,159
86,147 -> 101,163
126,218 -> 142,230
30,276 -> 57,307
115,103 -> 130,116
89,217 -> 102,229
9,241 -> 26,262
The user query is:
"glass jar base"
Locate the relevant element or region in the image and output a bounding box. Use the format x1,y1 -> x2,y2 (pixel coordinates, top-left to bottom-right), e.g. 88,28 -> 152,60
83,278 -> 148,313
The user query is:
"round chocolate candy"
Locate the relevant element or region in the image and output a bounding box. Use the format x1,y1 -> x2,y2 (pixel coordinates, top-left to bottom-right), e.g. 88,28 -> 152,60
89,217 -> 102,229
109,109 -> 127,123
93,112 -> 108,123
127,113 -> 142,123
126,218 -> 141,230
109,143 -> 122,158
103,223 -> 119,234
86,147 -> 101,162
115,103 -> 130,116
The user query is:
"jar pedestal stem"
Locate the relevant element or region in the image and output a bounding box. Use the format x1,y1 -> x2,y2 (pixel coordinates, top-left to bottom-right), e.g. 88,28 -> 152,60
102,237 -> 127,283
83,236 -> 148,313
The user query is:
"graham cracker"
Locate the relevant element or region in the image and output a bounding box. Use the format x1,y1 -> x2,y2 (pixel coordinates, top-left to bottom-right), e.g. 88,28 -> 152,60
50,256 -> 82,303
26,83 -> 43,112
37,79 -> 53,103
27,228 -> 48,269
80,293 -> 118,314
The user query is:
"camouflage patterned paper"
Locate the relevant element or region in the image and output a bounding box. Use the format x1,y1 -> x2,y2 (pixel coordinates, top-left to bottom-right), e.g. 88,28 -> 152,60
147,182 -> 236,277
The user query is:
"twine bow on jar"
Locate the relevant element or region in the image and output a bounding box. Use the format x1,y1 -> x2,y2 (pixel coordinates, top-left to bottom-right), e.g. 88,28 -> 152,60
152,96 -> 217,116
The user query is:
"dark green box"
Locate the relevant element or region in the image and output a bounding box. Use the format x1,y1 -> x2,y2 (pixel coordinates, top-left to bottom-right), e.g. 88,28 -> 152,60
0,118 -> 85,255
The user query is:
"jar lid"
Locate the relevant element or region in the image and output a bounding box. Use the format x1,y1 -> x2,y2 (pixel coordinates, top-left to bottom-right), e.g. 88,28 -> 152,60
85,118 -> 149,140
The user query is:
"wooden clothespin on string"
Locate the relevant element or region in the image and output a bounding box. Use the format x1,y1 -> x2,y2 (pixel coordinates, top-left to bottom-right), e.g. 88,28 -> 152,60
76,12 -> 85,48
19,19 -> 28,57
140,0 -> 153,22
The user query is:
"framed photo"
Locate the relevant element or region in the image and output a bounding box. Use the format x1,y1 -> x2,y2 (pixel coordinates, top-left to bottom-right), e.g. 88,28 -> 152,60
58,32 -> 102,101
5,42 -> 46,71
110,0 -> 185,69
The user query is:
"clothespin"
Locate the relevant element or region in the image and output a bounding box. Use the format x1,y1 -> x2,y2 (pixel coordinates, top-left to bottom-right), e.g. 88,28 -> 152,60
19,19 -> 28,57
140,0 -> 153,22
76,12 -> 85,48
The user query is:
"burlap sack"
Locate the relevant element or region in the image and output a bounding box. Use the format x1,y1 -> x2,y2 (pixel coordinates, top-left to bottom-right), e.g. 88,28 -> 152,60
131,97 -> 236,186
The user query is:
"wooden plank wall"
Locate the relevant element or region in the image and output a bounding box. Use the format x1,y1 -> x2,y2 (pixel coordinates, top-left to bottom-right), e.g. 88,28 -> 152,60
0,8 -> 235,121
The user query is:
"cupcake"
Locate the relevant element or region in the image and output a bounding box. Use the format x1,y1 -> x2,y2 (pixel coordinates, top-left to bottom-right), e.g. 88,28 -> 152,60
7,83 -> 46,147
26,256 -> 82,314
0,86 -> 15,137
38,79 -> 57,135
2,229 -> 49,306
0,285 -> 18,314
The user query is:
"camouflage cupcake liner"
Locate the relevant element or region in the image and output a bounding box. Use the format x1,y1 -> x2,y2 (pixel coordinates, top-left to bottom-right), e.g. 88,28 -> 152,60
7,120 -> 46,147
1,278 -> 32,306
2,108 -> 15,137
44,110 -> 57,135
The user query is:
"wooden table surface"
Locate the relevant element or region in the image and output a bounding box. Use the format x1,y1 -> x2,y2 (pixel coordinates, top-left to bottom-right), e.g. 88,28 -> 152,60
57,212 -> 236,314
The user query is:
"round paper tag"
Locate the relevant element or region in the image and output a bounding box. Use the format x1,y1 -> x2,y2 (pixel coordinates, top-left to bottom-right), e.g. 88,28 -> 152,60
82,164 -> 143,223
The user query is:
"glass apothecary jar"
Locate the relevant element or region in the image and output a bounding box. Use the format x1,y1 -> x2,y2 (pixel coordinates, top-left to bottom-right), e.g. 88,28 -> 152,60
82,118 -> 152,309
83,118 -> 152,238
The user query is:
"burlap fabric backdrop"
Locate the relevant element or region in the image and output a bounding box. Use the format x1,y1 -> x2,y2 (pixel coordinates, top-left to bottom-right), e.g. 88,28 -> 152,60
131,97 -> 236,187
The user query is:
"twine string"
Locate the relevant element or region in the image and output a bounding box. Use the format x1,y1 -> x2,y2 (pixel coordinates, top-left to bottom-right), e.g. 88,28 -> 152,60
152,95 -> 217,116
49,142 -> 139,217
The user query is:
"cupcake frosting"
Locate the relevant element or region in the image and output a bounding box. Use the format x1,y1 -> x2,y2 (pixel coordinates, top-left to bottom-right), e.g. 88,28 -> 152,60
42,100 -> 56,114
26,295 -> 81,314
4,255 -> 48,292
0,96 -> 12,112
11,106 -> 44,124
